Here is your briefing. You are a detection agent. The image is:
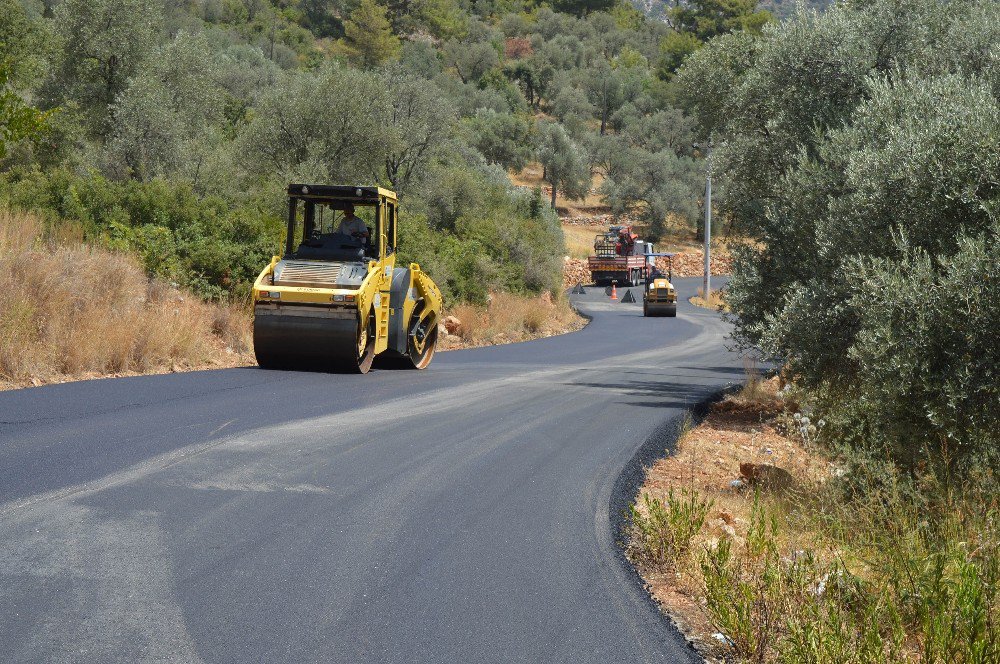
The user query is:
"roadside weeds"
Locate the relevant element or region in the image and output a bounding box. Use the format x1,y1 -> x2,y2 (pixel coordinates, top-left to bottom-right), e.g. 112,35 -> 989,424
689,288 -> 728,312
624,374 -> 1000,662
437,290 -> 586,350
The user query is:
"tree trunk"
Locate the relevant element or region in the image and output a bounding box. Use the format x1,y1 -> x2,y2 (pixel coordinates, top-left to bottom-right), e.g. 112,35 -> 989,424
550,183 -> 557,209
105,56 -> 118,107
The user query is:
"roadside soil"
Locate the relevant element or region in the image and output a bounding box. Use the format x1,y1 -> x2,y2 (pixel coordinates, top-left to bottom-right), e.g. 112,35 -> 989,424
627,378 -> 832,662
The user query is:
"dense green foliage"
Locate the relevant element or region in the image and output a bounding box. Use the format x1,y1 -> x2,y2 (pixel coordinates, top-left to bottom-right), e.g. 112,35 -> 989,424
0,62 -> 50,160
0,167 -> 283,299
653,0 -> 773,80
0,0 -> 770,303
0,0 -> 51,159
678,0 -> 1000,470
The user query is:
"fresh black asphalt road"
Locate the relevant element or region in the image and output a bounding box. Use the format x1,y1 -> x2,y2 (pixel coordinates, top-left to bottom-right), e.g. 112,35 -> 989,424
0,277 -> 744,663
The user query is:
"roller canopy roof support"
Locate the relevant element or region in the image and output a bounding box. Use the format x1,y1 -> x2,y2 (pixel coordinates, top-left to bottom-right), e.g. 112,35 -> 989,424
645,252 -> 677,258
287,184 -> 397,203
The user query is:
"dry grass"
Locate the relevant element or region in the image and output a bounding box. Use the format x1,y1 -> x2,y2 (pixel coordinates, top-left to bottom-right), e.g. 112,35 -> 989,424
0,209 -> 252,389
440,290 -> 585,349
510,162 -> 608,216
729,356 -> 770,406
690,287 -> 728,311
561,222 -> 609,258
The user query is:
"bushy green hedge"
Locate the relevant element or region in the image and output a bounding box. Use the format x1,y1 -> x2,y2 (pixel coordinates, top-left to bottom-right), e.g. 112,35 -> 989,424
0,167 -> 284,300
680,0 -> 1000,471
835,227 -> 1000,469
0,164 -> 561,305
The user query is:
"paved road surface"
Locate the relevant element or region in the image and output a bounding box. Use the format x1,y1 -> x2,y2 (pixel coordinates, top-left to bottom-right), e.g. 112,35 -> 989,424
0,278 -> 743,663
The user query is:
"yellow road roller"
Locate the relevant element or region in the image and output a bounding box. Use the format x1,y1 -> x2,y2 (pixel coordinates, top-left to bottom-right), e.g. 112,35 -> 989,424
643,253 -> 677,317
253,184 -> 442,373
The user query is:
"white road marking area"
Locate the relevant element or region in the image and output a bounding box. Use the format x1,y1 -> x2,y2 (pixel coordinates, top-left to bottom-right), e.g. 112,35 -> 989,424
0,505 -> 203,663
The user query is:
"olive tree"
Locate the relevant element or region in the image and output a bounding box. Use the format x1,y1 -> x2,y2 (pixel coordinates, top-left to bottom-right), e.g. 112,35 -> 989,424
1,62 -> 51,161
105,32 -> 225,180
466,110 -> 534,171
238,65 -> 390,183
443,39 -> 499,84
536,121 -> 589,209
47,0 -> 162,135
583,59 -> 622,135
379,70 -> 456,193
0,0 -> 49,85
844,227 -> 1000,469
677,0 -> 1000,467
600,145 -> 701,236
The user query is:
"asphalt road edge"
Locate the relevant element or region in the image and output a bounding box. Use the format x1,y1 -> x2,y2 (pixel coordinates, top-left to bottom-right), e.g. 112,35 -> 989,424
607,385 -> 738,661
565,288 -> 595,323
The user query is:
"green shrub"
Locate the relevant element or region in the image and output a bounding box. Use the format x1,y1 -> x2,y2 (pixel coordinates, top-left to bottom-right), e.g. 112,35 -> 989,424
0,167 -> 284,300
701,494 -> 782,663
784,462 -> 1000,663
840,226 -> 1000,471
680,0 -> 1000,472
403,164 -> 562,303
629,488 -> 712,566
779,561 -> 905,664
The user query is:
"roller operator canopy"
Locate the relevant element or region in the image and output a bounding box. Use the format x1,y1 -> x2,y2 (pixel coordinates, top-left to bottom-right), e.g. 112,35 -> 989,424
288,184 -> 397,204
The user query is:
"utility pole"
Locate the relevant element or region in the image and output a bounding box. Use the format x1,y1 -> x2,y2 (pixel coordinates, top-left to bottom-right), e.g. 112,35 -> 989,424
703,139 -> 713,300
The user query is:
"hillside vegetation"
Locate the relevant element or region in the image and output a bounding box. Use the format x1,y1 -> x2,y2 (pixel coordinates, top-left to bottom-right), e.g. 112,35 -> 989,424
0,0 -> 770,308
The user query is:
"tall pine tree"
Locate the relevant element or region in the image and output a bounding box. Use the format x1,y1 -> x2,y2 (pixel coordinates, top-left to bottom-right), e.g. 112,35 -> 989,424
344,0 -> 401,69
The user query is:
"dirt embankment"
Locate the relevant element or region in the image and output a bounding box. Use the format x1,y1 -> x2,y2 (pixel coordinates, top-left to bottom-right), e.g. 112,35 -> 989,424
624,374 -> 1000,663
627,378 -> 827,661
436,291 -> 585,350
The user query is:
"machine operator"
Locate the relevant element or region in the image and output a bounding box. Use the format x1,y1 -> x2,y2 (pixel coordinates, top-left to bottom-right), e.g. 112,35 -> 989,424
647,265 -> 664,288
336,204 -> 370,241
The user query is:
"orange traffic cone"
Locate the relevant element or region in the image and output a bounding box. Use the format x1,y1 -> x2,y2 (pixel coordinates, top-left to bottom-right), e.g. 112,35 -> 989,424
610,282 -> 618,300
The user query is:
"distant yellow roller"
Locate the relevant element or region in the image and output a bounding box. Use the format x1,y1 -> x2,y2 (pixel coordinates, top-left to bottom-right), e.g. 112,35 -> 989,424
252,185 -> 442,373
642,253 -> 678,318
